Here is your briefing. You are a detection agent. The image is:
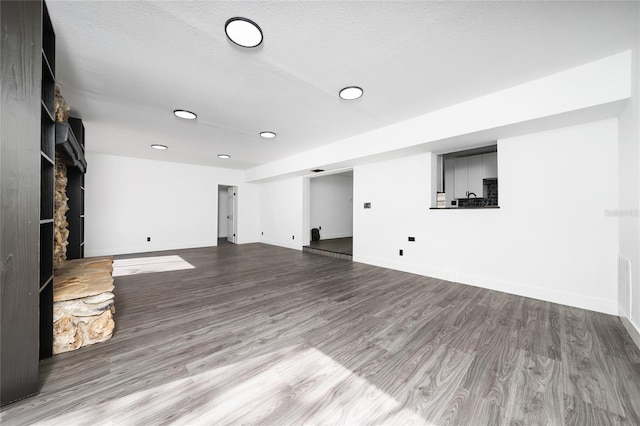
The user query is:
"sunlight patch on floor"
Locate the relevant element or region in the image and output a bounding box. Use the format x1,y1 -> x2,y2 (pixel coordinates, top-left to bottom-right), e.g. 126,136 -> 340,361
113,255 -> 195,277
32,346 -> 434,425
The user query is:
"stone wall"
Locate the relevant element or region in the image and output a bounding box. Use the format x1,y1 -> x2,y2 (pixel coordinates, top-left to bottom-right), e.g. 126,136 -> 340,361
54,159 -> 69,268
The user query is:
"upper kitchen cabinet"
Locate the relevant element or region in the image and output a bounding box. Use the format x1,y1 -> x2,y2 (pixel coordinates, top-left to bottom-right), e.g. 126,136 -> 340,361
483,152 -> 498,179
454,154 -> 484,199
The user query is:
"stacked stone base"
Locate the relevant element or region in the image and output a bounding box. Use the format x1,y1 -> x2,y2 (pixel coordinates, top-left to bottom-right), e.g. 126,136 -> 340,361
53,257 -> 115,354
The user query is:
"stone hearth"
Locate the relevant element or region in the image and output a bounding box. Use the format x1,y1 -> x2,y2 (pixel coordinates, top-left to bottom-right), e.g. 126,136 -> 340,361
53,257 -> 115,354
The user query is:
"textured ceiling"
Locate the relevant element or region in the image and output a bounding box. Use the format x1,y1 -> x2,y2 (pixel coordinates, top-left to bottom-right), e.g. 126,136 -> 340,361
47,1 -> 639,170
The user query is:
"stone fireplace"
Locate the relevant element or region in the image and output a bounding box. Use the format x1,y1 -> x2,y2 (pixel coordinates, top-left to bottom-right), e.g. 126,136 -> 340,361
52,86 -> 115,354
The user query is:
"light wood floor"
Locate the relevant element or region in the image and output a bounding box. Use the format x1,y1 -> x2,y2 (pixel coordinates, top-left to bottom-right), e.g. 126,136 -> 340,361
2,243 -> 639,425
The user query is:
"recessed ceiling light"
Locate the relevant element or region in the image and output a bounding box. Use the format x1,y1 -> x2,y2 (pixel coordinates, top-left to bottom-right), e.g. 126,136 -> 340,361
339,86 -> 363,100
151,144 -> 168,150
260,131 -> 276,139
225,17 -> 263,48
174,109 -> 197,120
218,154 -> 231,159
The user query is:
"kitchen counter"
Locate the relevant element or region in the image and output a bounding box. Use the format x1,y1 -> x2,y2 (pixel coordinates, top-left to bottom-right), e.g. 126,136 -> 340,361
430,206 -> 500,210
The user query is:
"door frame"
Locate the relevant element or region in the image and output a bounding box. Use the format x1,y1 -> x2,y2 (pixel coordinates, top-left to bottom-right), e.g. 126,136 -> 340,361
218,184 -> 238,244
303,168 -> 354,248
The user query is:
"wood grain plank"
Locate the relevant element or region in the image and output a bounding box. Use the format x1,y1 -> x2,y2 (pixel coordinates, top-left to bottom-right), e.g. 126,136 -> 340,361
1,244 -> 640,424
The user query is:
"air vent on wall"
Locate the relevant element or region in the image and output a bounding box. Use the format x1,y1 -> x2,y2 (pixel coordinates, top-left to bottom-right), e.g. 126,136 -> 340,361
311,169 -> 325,173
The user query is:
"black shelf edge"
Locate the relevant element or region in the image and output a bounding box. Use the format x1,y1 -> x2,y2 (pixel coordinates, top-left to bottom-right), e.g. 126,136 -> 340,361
41,50 -> 54,81
40,151 -> 54,165
38,275 -> 53,293
41,99 -> 54,121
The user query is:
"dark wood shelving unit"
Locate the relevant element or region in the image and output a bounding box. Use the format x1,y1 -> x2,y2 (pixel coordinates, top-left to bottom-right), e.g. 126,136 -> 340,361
39,0 -> 56,361
1,0 -> 47,405
66,117 -> 86,260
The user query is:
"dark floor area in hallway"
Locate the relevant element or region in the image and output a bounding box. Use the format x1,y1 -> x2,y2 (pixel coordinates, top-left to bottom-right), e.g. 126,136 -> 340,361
303,237 -> 353,260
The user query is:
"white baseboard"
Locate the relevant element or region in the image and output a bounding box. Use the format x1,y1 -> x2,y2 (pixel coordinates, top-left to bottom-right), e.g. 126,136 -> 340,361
85,240 -> 217,257
353,254 -> 617,315
260,239 -> 302,251
621,316 -> 640,351
320,233 -> 353,240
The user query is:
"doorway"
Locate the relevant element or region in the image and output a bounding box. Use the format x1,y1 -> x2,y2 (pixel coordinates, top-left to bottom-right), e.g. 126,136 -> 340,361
303,170 -> 353,259
218,185 -> 238,244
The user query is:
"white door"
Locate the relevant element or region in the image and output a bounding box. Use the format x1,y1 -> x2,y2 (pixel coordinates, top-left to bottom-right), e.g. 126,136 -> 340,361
227,187 -> 236,243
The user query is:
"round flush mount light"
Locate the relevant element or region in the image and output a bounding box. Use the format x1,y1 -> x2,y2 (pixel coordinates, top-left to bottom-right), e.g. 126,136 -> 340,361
225,17 -> 263,48
151,144 -> 168,150
339,86 -> 363,100
259,131 -> 276,139
174,109 -> 197,120
218,154 -> 231,159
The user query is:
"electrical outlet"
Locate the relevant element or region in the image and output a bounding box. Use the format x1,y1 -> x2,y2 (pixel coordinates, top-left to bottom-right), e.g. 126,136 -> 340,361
261,232 -> 264,235
147,237 -> 151,242
364,202 -> 371,209
292,235 -> 295,240
319,226 -> 321,230
408,237 -> 415,242
399,249 -> 403,256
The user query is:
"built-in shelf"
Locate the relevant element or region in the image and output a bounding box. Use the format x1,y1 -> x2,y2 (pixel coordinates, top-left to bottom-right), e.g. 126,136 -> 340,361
39,275 -> 53,293
65,117 -> 86,260
39,0 -> 56,361
41,151 -> 54,165
41,100 -> 54,122
40,158 -> 54,221
1,0 -> 54,405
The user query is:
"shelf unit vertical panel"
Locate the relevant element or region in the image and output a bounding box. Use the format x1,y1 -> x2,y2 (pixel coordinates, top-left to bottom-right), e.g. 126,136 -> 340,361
0,0 -> 44,405
38,0 -> 55,360
67,117 -> 86,260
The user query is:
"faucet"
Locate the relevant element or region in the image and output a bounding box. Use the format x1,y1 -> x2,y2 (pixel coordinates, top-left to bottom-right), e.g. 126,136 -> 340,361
467,192 -> 477,198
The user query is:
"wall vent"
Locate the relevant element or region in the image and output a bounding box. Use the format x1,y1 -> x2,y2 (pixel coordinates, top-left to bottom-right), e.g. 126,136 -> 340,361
618,254 -> 632,319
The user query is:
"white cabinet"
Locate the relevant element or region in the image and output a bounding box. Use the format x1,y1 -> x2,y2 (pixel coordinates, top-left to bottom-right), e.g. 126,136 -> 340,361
468,155 -> 484,196
454,154 -> 484,198
454,157 -> 469,199
483,152 -> 497,178
444,158 -> 456,206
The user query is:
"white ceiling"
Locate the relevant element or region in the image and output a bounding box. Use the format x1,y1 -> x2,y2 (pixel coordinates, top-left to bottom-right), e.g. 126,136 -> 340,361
47,1 -> 639,170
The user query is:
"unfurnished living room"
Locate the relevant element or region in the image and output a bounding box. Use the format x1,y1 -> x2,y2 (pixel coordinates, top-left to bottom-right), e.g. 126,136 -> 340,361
1,1 -> 640,425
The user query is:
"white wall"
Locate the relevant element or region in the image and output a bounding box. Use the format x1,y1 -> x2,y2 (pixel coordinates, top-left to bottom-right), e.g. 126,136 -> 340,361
353,119 -> 619,314
85,153 -> 260,256
259,176 -> 304,250
218,187 -> 228,238
310,174 -> 353,239
618,40 -> 640,345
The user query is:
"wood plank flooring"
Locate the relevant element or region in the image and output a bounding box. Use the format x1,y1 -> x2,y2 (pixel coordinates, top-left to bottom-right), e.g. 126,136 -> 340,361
1,243 -> 639,425
305,237 -> 353,256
